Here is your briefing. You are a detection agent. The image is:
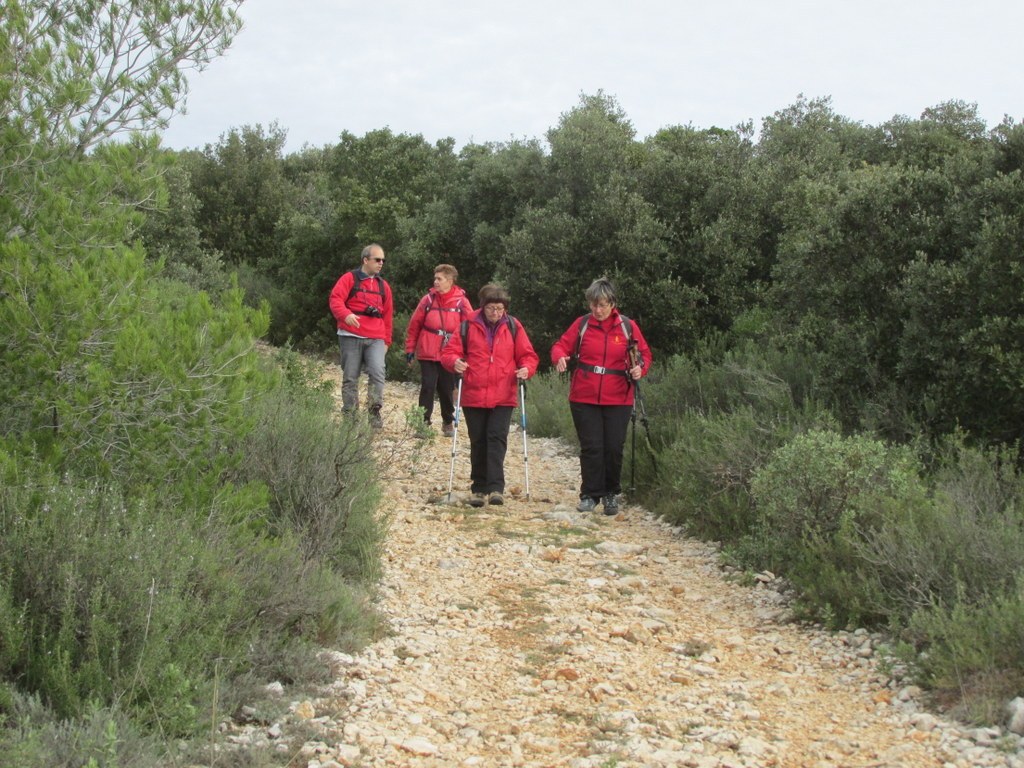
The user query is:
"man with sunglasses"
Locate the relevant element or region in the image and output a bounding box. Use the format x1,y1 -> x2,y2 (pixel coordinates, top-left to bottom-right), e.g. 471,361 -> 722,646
329,244 -> 394,428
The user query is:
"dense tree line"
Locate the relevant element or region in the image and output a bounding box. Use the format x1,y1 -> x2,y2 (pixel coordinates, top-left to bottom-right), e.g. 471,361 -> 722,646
164,92 -> 1024,448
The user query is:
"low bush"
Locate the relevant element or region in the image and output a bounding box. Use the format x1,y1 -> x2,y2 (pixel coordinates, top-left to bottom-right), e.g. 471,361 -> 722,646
633,348 -> 830,541
906,585 -> 1024,725
238,349 -> 386,580
0,688 -> 163,768
650,407 -> 786,541
746,429 -> 928,626
520,370 -> 576,442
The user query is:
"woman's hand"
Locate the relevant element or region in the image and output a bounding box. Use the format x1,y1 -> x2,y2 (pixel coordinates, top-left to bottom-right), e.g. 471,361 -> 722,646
554,356 -> 569,373
454,358 -> 468,374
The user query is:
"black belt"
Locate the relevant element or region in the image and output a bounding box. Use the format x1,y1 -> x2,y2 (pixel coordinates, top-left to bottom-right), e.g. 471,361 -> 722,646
578,362 -> 628,377
427,328 -> 451,337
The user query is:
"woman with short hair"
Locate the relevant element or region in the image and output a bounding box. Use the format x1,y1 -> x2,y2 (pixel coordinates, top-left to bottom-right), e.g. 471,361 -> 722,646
551,277 -> 652,516
441,284 -> 539,507
404,264 -> 473,436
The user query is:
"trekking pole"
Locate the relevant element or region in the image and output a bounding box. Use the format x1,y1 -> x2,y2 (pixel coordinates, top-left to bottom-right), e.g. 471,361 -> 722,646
626,339 -> 649,494
446,376 -> 463,503
518,378 -> 530,500
630,400 -> 638,494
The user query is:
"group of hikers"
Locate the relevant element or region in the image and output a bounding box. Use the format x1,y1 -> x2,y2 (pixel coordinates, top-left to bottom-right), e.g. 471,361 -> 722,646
329,243 -> 652,516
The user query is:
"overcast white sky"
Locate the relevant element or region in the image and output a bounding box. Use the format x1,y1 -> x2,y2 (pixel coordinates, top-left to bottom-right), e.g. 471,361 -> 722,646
159,0 -> 1023,154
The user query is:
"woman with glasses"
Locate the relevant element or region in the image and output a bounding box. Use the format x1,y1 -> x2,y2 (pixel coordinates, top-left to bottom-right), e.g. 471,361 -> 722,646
551,277 -> 652,516
441,284 -> 539,507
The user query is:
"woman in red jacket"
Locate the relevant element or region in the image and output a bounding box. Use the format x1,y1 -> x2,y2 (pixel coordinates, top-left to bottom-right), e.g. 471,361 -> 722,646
551,278 -> 652,516
441,284 -> 539,507
404,264 -> 474,437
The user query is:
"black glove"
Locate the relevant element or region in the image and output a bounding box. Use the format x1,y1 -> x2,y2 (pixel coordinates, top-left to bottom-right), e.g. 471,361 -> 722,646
405,352 -> 415,364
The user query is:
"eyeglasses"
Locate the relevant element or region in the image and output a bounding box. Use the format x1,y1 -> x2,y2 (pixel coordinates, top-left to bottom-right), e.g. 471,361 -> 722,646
372,257 -> 385,263
483,304 -> 506,311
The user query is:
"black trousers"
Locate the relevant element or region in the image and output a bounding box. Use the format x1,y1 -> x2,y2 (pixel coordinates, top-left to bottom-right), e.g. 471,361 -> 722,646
418,359 -> 456,425
570,402 -> 633,501
462,405 -> 513,495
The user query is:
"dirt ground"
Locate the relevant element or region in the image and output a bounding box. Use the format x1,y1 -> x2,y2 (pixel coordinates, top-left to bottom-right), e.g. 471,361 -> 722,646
281,374 -> 1016,768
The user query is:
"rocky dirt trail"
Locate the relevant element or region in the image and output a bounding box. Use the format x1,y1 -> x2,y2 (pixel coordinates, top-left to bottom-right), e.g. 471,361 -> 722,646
282,376 -> 1022,768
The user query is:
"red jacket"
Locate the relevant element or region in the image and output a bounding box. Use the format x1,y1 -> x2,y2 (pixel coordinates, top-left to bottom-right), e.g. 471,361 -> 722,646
441,311 -> 539,408
329,270 -> 394,345
550,310 -> 652,406
404,286 -> 474,361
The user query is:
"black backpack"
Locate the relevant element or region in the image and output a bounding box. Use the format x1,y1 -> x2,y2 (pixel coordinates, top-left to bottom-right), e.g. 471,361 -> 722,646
346,269 -> 386,302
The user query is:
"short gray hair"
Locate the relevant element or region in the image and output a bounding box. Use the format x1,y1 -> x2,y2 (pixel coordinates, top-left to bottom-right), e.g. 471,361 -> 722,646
584,278 -> 617,306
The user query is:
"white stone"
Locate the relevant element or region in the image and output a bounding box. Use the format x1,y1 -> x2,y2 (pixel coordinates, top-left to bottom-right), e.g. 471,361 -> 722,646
1007,697 -> 1024,735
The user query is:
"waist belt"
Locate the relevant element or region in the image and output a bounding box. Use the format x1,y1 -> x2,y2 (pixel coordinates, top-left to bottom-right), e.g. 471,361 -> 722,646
578,362 -> 628,377
427,328 -> 451,337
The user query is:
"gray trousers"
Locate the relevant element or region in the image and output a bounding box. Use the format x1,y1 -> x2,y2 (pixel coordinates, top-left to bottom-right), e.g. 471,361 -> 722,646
338,335 -> 386,413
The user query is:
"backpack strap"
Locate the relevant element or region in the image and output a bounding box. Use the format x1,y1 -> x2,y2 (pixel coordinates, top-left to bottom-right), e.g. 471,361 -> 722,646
460,315 -> 517,356
573,314 -> 633,376
347,269 -> 386,301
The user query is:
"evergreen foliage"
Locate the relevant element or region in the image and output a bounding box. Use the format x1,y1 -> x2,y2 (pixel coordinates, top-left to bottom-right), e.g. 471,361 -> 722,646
1,1 -> 385,762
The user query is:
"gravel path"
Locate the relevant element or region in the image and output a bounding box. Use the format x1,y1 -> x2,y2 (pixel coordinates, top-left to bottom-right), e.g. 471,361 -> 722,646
280,377 -> 1023,768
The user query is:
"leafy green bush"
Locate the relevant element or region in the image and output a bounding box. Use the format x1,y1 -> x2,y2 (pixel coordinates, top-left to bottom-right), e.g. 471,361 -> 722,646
0,688 -> 163,768
0,453 -> 382,738
747,429 -> 927,626
237,350 -> 386,580
632,348 -> 830,539
651,408 -> 785,541
906,585 -> 1024,725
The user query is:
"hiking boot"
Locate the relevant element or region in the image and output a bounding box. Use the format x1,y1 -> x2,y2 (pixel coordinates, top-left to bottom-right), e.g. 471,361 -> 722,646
488,492 -> 504,506
368,404 -> 383,429
468,493 -> 486,508
602,494 -> 620,516
442,422 -> 455,438
576,497 -> 597,513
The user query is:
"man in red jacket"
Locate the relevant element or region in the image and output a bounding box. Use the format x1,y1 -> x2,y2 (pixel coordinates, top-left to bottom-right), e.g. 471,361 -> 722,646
551,278 -> 652,516
329,244 -> 393,428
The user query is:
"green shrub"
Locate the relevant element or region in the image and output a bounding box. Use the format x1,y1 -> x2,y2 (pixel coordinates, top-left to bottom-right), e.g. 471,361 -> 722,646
747,429 -> 928,626
651,408 -> 785,541
633,348 -> 831,540
520,370 -> 576,441
0,689 -> 163,768
750,430 -> 923,554
852,436 -> 1024,624
906,585 -> 1024,725
0,458 -> 381,738
0,472 -> 226,732
238,350 -> 385,581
